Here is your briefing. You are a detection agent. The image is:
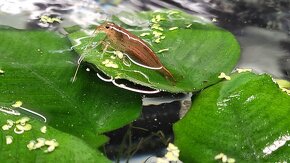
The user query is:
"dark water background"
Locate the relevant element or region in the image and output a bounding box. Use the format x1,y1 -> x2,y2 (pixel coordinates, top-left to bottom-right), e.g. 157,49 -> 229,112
1,0 -> 289,162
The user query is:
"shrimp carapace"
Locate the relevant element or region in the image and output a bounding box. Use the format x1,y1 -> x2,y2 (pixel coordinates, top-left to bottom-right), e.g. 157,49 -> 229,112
96,22 -> 175,83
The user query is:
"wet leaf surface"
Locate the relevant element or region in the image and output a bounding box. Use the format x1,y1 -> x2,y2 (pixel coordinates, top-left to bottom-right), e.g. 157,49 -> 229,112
68,10 -> 240,93
0,113 -> 110,163
0,29 -> 142,149
173,72 -> 290,162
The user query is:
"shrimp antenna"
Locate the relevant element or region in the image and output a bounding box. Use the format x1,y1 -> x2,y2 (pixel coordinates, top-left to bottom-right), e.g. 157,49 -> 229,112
105,14 -> 112,22
71,29 -> 100,82
71,55 -> 84,83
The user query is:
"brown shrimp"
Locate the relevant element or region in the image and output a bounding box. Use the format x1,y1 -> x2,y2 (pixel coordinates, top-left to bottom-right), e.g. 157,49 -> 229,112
96,22 -> 175,83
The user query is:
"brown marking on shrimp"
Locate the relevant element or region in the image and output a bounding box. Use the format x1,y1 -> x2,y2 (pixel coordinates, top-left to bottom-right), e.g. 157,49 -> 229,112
96,22 -> 175,83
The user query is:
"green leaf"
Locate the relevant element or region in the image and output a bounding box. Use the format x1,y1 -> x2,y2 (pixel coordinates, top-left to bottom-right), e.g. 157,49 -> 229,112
68,10 -> 240,92
0,29 -> 142,147
173,72 -> 290,162
0,113 -> 110,163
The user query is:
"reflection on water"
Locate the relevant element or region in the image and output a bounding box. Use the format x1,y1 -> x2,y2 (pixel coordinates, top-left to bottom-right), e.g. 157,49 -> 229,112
1,0 -> 289,79
1,0 -> 290,162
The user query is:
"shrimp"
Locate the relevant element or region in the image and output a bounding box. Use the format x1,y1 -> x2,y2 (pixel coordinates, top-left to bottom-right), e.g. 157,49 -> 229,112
96,22 -> 175,82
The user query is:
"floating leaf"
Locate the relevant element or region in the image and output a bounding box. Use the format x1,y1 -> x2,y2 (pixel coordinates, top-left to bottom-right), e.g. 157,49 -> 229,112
68,10 -> 240,92
174,72 -> 290,162
0,29 -> 142,148
0,113 -> 110,162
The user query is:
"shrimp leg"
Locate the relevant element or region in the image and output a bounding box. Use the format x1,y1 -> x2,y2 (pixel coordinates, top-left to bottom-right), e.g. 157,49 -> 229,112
72,35 -> 106,82
100,41 -> 110,58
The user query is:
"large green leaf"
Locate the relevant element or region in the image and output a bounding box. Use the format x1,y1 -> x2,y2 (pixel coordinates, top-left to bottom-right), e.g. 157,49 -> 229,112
173,72 -> 290,162
0,29 -> 141,148
0,113 -> 110,163
68,10 -> 240,92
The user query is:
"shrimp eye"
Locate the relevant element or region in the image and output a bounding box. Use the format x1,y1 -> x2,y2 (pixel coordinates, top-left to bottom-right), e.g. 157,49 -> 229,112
105,26 -> 109,29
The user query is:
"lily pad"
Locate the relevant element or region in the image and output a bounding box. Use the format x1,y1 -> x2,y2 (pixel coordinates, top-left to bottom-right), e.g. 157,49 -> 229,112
0,113 -> 110,162
68,10 -> 240,92
0,29 -> 141,147
173,72 -> 290,162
